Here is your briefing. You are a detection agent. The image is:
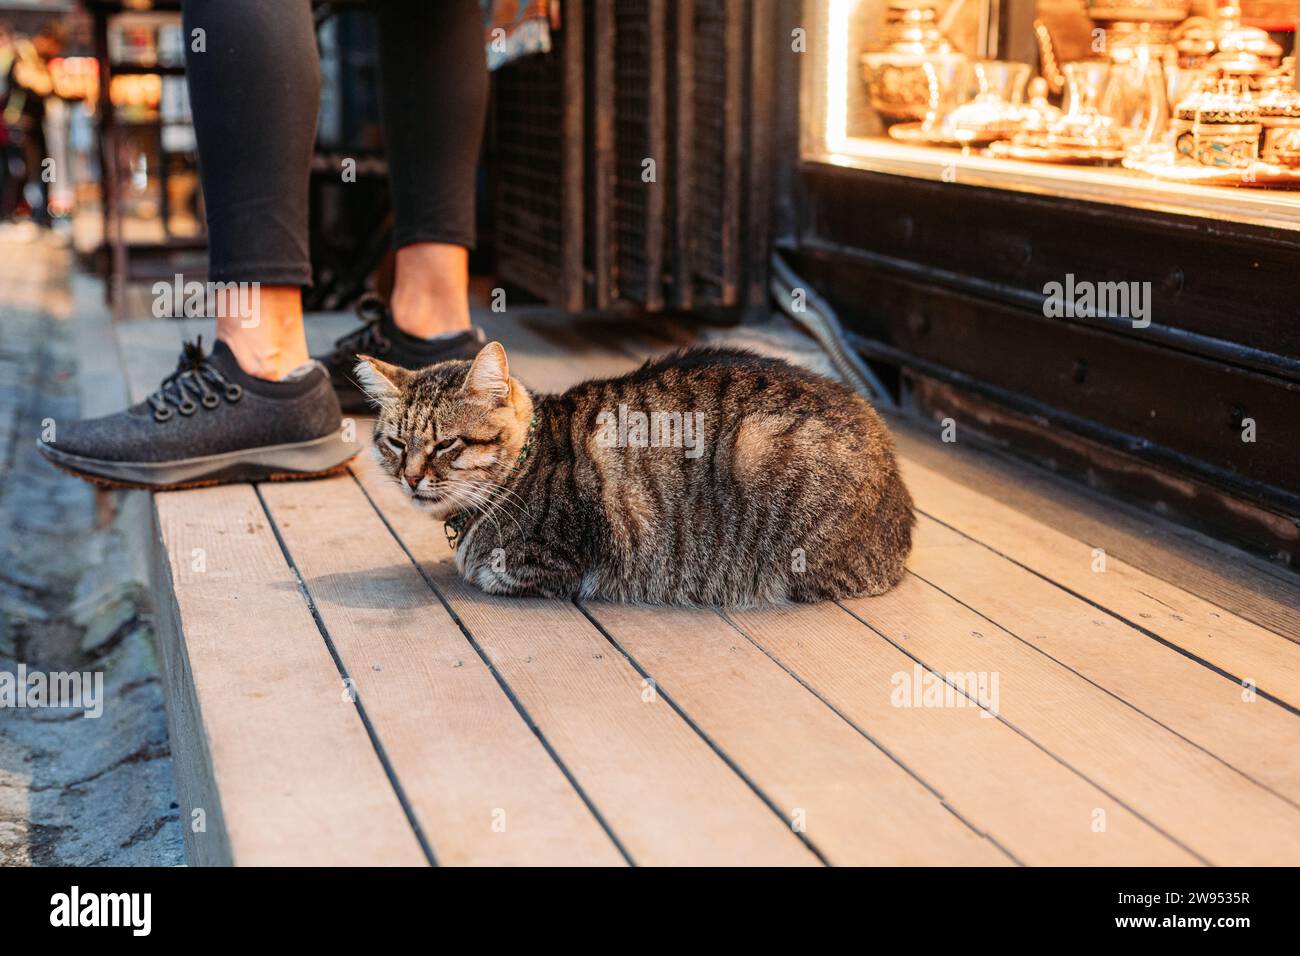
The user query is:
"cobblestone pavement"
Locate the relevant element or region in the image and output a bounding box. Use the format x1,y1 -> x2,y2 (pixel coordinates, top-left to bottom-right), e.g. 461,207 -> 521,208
0,229 -> 184,865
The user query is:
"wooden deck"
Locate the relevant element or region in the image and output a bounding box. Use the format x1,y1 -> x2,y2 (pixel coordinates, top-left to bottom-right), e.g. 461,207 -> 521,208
119,305 -> 1300,866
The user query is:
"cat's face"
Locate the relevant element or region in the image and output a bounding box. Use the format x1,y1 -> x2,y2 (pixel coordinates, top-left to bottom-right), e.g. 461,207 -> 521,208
355,341 -> 533,519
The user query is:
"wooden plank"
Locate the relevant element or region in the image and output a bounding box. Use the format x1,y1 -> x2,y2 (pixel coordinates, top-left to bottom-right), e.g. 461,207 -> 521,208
351,452 -> 817,865
896,369 -> 1300,588
899,457 -> 1300,710
795,165 -> 1300,368
842,574 -> 1300,865
903,370 -> 1300,566
811,252 -> 1300,496
147,499 -> 232,867
908,515 -> 1300,803
259,476 -> 625,866
154,484 -> 427,866
583,603 -> 1010,865
729,603 -> 1199,866
891,421 -> 1300,643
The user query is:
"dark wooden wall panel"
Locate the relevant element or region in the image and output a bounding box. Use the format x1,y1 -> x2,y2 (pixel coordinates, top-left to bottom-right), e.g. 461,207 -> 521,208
790,247 -> 1300,506
802,165 -> 1300,378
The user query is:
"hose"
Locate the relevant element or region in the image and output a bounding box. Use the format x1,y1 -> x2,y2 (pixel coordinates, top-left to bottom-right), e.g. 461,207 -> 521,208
768,250 -> 896,409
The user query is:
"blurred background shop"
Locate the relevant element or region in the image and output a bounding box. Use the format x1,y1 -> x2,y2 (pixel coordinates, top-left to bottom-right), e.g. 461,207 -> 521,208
1,0 -> 1298,558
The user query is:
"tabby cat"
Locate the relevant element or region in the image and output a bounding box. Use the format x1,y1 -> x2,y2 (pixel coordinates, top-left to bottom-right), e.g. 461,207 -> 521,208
356,342 -> 913,606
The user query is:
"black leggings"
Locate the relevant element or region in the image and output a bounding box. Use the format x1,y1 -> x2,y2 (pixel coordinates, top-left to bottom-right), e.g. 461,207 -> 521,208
181,0 -> 487,286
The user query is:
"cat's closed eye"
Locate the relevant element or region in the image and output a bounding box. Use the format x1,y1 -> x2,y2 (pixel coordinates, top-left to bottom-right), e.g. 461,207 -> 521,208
433,437 -> 459,453
381,434 -> 405,453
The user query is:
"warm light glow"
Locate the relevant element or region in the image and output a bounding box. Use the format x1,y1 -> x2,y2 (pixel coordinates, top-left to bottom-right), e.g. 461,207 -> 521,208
825,0 -> 851,152
813,136 -> 1300,231
809,0 -> 1300,233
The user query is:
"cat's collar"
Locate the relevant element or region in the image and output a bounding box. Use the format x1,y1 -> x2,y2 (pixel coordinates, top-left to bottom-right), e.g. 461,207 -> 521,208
444,411 -> 540,549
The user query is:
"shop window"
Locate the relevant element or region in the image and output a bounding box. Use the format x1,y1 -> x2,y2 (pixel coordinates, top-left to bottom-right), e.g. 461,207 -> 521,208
802,0 -> 1300,231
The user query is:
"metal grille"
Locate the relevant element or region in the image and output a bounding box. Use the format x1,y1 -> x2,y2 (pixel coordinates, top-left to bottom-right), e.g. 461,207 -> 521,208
489,0 -> 755,314
614,0 -> 666,309
664,0 -> 695,310
691,0 -> 742,306
493,8 -> 584,310
585,0 -> 616,309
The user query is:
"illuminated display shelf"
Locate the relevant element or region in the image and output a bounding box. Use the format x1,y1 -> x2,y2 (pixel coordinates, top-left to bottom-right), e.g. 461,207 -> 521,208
807,0 -> 1300,233
806,138 -> 1300,232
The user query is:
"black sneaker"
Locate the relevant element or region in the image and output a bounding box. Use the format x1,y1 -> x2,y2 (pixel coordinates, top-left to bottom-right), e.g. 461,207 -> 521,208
317,296 -> 486,412
38,338 -> 358,490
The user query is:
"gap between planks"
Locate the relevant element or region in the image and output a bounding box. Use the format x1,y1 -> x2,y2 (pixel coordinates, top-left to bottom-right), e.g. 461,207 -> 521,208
348,449 -> 824,865
257,474 -> 627,866
153,485 -> 427,865
837,572 -> 1300,865
906,514 -> 1300,808
889,425 -> 1300,644
900,459 -> 1300,713
576,600 -> 1013,865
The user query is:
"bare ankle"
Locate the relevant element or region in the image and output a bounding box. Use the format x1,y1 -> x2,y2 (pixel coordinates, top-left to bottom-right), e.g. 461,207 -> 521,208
390,242 -> 473,338
390,288 -> 472,338
216,286 -> 309,381
217,334 -> 305,381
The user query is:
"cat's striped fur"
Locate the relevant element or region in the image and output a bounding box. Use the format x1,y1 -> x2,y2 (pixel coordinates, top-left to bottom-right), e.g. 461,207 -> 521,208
356,342 -> 913,606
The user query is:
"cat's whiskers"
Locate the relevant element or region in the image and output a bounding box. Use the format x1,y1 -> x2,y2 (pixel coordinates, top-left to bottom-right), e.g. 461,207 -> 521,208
457,478 -> 533,518
444,479 -> 528,538
456,480 -> 534,533
452,484 -> 524,533
383,470 -> 523,532
445,487 -> 511,540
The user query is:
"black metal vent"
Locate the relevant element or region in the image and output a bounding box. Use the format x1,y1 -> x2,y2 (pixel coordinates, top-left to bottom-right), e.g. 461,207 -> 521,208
664,0 -> 695,310
492,3 -> 584,311
490,0 -> 764,315
585,0 -> 616,309
690,0 -> 743,307
613,0 -> 667,310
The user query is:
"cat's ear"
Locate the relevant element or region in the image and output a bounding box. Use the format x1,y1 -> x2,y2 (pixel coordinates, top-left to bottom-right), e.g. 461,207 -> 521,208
353,355 -> 410,407
462,341 -> 511,403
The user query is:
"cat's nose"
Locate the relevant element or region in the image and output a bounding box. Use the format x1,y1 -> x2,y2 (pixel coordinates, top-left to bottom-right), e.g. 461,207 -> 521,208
405,474 -> 421,490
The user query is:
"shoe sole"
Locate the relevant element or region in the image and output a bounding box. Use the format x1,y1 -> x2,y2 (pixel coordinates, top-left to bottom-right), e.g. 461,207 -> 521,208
38,429 -> 360,492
